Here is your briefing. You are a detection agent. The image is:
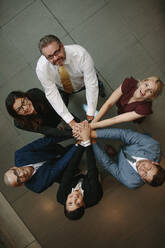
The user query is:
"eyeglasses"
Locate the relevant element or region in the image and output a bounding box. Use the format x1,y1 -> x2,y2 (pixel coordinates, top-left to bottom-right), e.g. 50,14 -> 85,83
46,44 -> 62,60
11,169 -> 22,184
15,98 -> 27,114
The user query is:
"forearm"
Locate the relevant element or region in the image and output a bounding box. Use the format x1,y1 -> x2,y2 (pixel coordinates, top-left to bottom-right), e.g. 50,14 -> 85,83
91,111 -> 144,129
46,89 -> 74,123
83,52 -> 99,117
86,146 -> 99,181
51,145 -> 77,178
93,101 -> 112,123
93,85 -> 123,123
61,145 -> 84,185
93,143 -> 120,179
85,85 -> 98,117
38,126 -> 72,138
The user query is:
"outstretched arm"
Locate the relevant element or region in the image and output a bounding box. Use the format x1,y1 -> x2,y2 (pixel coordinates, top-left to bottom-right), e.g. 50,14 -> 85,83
93,143 -> 121,180
58,145 -> 84,188
92,128 -> 160,150
91,111 -> 144,129
92,143 -> 140,189
27,145 -> 77,193
93,85 -> 122,123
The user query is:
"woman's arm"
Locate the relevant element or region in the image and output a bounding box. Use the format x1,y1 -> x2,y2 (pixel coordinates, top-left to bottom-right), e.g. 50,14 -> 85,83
93,85 -> 122,123
91,111 -> 144,129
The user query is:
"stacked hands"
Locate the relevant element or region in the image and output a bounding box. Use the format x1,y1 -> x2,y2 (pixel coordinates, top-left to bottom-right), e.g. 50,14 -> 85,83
72,120 -> 91,142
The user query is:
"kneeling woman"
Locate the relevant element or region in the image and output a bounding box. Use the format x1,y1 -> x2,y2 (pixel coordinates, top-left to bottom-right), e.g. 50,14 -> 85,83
91,76 -> 163,129
57,121 -> 103,220
5,88 -> 71,137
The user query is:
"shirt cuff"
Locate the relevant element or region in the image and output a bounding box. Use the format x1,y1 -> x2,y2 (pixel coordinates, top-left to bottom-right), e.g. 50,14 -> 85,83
63,113 -> 74,124
80,140 -> 91,147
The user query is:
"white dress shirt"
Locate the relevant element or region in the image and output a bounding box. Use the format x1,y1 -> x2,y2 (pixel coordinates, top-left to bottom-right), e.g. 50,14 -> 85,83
36,44 -> 99,123
71,179 -> 84,197
24,161 -> 45,177
126,155 -> 147,173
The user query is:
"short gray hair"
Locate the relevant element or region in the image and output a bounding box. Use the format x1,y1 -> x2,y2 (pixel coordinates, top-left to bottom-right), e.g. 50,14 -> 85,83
38,34 -> 62,54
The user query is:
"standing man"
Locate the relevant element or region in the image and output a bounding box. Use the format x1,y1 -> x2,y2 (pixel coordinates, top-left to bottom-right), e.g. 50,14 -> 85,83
36,34 -> 105,128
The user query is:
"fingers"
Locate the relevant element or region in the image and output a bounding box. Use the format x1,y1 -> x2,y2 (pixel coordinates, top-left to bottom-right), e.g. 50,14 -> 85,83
72,119 -> 92,143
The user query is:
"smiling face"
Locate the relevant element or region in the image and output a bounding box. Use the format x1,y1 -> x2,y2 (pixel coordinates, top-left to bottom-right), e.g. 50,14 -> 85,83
41,41 -> 66,66
7,166 -> 34,186
134,77 -> 158,101
13,97 -> 36,116
136,159 -> 158,183
66,190 -> 84,212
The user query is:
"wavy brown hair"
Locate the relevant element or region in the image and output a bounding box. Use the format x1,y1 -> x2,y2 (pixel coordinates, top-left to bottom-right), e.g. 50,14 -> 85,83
5,90 -> 45,131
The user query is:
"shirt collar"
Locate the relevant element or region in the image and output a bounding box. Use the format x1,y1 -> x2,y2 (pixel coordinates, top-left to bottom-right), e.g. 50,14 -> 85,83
63,45 -> 77,65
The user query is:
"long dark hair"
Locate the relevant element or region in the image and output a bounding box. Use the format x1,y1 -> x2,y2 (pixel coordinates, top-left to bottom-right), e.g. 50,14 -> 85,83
5,90 -> 43,131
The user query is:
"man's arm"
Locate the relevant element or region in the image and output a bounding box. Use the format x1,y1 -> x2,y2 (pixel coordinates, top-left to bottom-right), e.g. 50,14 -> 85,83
86,145 -> 100,188
15,136 -> 73,166
59,145 -> 84,188
94,128 -> 160,148
93,143 -> 141,189
36,62 -> 74,124
93,143 -> 125,186
26,145 -> 77,193
80,47 -> 99,118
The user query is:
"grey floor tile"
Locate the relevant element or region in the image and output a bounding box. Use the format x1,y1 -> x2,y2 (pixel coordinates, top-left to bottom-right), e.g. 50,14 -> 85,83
109,0 -> 165,23
140,26 -> 165,65
71,3 -> 135,72
0,30 -> 28,85
43,0 -> 107,32
0,0 -> 35,27
123,6 -> 165,40
138,97 -> 165,153
2,0 -> 67,65
99,42 -> 154,89
0,116 -> 23,148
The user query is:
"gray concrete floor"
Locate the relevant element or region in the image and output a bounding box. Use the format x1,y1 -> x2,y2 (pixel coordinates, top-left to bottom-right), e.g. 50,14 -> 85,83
0,0 -> 165,247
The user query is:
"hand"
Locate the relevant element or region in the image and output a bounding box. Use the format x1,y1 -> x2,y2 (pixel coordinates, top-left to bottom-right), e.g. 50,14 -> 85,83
72,121 -> 85,140
69,120 -> 83,130
69,119 -> 77,128
81,120 -> 91,141
72,120 -> 91,141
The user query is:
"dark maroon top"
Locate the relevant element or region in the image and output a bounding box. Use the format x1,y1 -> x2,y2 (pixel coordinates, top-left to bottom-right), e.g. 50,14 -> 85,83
116,77 -> 152,123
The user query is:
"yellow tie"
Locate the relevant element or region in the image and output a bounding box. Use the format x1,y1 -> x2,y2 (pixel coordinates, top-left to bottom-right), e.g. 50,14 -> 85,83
58,65 -> 73,94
